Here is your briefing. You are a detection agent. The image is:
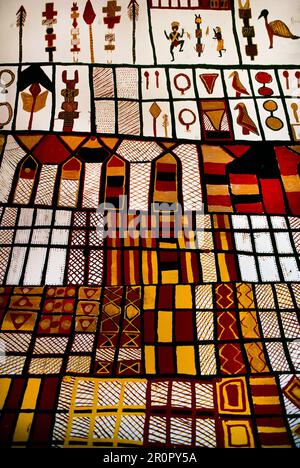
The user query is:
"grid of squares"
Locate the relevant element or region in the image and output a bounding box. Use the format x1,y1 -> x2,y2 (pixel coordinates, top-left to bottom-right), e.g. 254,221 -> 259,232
1,282 -> 299,378
0,376 -> 60,447
0,285 -> 144,378
143,375 -> 298,448
0,286 -> 100,376
53,378 -> 147,448
93,66 -> 299,141
143,282 -> 300,377
1,65 -> 298,141
0,207 -> 71,285
144,379 -> 216,447
1,208 -> 299,286
0,3 -> 299,448
0,374 -> 298,447
91,65 -> 299,141
197,282 -> 300,375
101,212 -> 300,285
230,214 -> 300,283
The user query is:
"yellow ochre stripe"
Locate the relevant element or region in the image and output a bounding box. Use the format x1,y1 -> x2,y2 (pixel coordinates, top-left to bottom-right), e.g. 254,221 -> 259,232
21,379 -> 41,410
252,396 -> 280,405
0,378 -> 11,409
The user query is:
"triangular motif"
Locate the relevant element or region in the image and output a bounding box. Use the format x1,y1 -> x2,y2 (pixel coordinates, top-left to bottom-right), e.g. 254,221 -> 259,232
60,135 -> 87,151
10,312 -> 33,330
15,134 -> 44,151
199,73 -> 219,94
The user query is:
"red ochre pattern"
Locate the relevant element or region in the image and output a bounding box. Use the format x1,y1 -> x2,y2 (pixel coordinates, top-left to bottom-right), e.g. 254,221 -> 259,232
0,0 -> 300,449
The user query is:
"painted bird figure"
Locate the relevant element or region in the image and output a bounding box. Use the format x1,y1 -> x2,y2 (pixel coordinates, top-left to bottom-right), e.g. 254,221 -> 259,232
234,103 -> 259,136
258,9 -> 300,49
229,71 -> 250,98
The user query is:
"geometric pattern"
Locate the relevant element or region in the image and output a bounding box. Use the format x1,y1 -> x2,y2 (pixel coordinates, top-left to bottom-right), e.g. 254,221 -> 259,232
0,0 -> 300,451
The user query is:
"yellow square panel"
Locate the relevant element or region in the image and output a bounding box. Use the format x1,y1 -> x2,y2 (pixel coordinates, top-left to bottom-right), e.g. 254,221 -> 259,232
161,270 -> 179,284
175,285 -> 192,308
157,311 -> 172,342
176,346 -> 196,375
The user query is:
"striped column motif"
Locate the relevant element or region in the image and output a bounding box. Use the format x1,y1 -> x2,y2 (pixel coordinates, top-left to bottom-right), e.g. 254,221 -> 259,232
70,2 -> 80,62
42,3 -> 57,63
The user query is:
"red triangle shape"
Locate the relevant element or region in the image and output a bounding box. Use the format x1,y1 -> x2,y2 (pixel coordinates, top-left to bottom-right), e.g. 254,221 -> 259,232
10,312 -> 32,330
12,296 -> 32,308
224,145 -> 251,158
78,318 -> 94,331
81,303 -> 96,314
199,73 -> 219,94
84,288 -> 98,297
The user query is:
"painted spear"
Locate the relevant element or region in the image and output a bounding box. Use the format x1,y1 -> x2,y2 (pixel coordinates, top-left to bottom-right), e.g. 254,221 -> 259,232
16,5 -> 27,63
83,0 -> 96,63
127,0 -> 139,65
149,102 -> 162,138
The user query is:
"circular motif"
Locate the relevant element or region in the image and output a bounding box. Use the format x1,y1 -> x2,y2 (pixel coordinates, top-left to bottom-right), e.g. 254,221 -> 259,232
178,108 -> 197,131
258,86 -> 273,97
64,303 -> 73,312
266,116 -> 284,131
61,320 -> 71,330
263,100 -> 284,131
0,69 -> 15,90
174,73 -> 191,95
45,302 -> 54,311
81,320 -> 90,329
40,318 -> 51,329
15,315 -> 24,324
263,100 -> 278,112
255,71 -> 272,85
256,72 -> 274,96
0,103 -> 13,129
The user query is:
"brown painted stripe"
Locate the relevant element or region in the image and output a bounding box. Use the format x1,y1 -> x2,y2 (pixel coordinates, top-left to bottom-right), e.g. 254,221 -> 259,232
5,378 -> 26,410
253,404 -> 282,415
250,384 -> 279,397
38,377 -> 59,411
30,413 -> 53,445
0,412 -> 18,445
259,431 -> 291,447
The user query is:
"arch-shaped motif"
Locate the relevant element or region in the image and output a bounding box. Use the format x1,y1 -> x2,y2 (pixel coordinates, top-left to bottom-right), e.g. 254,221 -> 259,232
58,156 -> 82,207
150,152 -> 182,211
13,155 -> 38,204
61,156 -> 82,179
102,154 -> 128,210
